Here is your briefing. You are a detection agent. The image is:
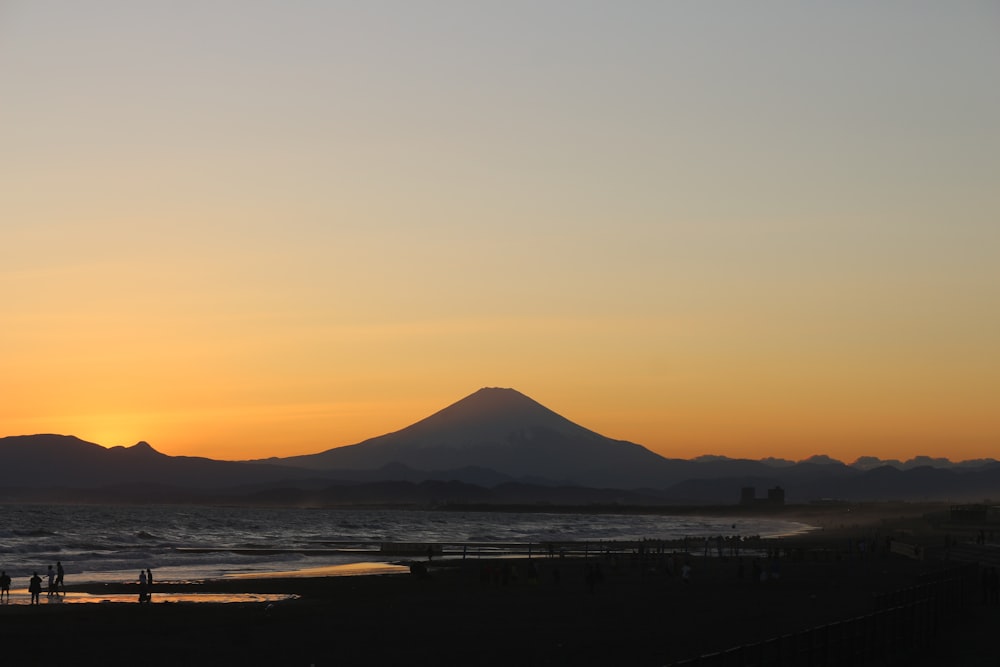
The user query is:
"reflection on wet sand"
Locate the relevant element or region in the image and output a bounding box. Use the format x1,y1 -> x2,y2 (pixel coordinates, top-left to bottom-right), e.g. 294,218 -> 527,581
224,561 -> 409,579
0,562 -> 409,605
1,590 -> 296,605
0,562 -> 406,604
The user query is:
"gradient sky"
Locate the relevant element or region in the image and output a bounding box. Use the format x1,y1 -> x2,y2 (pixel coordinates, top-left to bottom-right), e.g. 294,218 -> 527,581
2,1 -> 998,463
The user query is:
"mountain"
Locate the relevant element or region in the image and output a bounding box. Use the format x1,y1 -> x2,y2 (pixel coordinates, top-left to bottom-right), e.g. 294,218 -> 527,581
850,455 -> 999,471
252,387 -> 1000,500
261,387 -> 684,488
0,434 -> 321,491
3,388 -> 998,504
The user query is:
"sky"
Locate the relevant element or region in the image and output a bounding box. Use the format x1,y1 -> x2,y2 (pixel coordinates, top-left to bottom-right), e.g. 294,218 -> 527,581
2,1 -> 998,463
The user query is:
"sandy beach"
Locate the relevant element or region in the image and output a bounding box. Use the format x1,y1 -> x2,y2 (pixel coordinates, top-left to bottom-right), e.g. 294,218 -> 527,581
3,502 -> 998,666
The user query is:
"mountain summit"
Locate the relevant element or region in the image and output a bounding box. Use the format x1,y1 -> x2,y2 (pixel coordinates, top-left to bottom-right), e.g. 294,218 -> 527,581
378,387 -> 605,449
270,387 -> 674,487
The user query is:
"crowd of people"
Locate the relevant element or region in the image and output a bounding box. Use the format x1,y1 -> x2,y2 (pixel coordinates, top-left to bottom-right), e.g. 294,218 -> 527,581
1,561 -> 66,604
0,563 -> 155,604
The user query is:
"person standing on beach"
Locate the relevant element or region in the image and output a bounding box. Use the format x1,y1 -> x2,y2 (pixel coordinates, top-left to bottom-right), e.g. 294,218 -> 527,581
146,568 -> 153,602
56,561 -> 64,594
138,569 -> 148,603
0,571 -> 10,602
29,571 -> 42,604
47,564 -> 56,597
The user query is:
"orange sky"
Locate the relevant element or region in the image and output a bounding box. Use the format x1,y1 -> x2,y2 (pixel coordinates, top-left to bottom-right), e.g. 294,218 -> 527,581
1,2 -> 998,463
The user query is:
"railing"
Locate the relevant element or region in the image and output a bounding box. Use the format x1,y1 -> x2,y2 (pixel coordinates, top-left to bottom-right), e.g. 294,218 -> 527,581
668,564 -> 977,667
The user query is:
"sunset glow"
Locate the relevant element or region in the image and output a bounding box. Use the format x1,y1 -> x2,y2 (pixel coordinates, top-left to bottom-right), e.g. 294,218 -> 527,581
2,2 -> 997,463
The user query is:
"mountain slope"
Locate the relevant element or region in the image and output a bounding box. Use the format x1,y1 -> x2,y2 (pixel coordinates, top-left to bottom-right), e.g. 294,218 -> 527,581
263,387 -> 679,488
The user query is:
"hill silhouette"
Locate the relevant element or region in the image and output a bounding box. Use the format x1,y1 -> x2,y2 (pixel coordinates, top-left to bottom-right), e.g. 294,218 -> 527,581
0,434 -> 320,492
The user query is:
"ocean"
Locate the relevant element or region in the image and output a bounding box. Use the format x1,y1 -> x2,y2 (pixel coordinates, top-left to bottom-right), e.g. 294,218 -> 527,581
0,504 -> 812,587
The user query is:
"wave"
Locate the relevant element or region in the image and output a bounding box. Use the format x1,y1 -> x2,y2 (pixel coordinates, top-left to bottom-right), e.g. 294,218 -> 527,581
11,529 -> 58,538
0,504 -> 815,584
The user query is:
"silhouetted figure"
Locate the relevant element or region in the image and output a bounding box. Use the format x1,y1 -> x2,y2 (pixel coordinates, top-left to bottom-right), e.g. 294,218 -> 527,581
146,568 -> 154,601
47,564 -> 56,597
29,572 -> 42,604
56,561 -> 65,594
0,571 -> 9,602
138,569 -> 148,603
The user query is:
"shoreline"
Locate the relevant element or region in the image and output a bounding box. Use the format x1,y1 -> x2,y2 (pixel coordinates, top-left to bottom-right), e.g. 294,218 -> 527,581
6,500 -> 976,598
22,500 -> 991,600
1,505 -> 996,665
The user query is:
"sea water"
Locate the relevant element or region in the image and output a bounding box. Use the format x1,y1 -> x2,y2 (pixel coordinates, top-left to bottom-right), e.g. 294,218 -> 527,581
0,504 -> 812,586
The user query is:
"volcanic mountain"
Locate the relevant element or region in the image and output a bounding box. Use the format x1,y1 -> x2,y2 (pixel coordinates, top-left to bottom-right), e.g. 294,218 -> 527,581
262,387 -> 677,488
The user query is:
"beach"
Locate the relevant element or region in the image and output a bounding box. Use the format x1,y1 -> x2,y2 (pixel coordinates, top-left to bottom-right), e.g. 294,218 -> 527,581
4,503 -> 998,666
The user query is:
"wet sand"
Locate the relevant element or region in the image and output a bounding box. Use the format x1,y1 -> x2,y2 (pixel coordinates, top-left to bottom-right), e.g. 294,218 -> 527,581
3,502 -> 997,666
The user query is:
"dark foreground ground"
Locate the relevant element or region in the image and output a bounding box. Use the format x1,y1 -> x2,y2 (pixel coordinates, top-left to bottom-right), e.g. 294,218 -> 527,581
2,504 -> 998,666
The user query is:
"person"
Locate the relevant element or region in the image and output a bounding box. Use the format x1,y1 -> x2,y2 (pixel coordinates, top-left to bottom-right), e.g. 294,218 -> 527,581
47,564 -> 56,597
146,568 -> 153,602
29,571 -> 42,605
56,561 -> 65,594
0,571 -> 10,602
138,569 -> 148,603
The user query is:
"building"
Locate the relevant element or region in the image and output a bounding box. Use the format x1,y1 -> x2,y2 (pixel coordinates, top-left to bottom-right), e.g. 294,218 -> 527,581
740,486 -> 785,506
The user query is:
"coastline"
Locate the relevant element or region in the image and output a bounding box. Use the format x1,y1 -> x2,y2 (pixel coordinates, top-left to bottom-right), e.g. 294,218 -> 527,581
2,500 -> 965,600
2,502 -> 996,665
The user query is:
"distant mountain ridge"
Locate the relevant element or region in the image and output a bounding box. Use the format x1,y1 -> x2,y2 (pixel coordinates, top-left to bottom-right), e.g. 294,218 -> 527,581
0,434 -> 321,490
2,387 -> 998,504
